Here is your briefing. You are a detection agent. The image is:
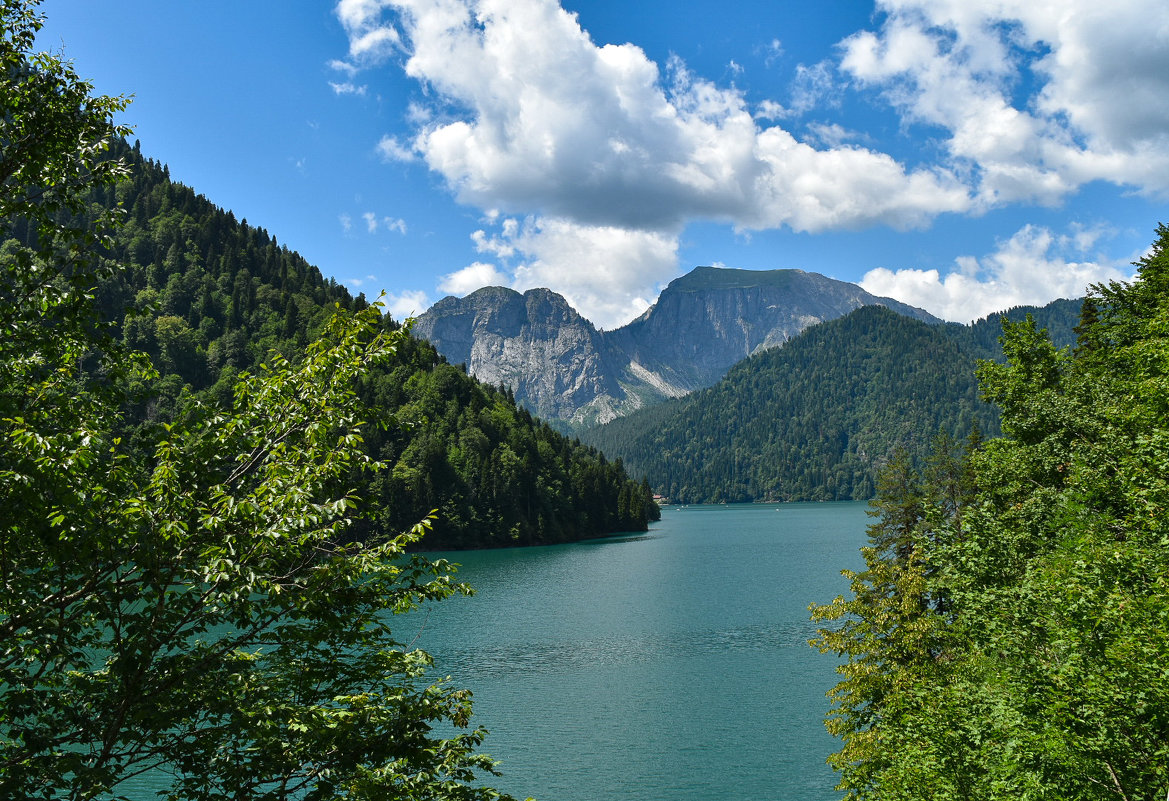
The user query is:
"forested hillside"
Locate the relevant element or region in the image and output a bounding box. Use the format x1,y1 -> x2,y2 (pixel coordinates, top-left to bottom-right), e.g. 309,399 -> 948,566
7,139 -> 655,547
811,226 -> 1169,799
583,299 -> 1081,503
1,11 -> 526,797
414,265 -> 939,429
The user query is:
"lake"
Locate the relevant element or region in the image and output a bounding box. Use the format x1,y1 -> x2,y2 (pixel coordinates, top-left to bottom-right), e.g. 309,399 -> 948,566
413,501 -> 869,801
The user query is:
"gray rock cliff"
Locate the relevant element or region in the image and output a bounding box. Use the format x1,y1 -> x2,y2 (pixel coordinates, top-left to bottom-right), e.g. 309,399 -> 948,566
413,267 -> 938,427
412,286 -> 625,424
608,267 -> 938,392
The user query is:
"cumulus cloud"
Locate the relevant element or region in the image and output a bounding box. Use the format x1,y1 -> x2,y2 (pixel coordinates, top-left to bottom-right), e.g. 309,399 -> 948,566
438,261 -> 510,294
330,0 -> 978,323
337,0 -> 969,233
383,289 -> 432,321
860,224 -> 1135,322
333,0 -> 1168,323
840,0 -> 1169,204
444,216 -> 678,328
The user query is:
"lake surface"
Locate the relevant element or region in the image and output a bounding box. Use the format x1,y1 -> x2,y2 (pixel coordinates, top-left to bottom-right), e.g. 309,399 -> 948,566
414,501 -> 869,801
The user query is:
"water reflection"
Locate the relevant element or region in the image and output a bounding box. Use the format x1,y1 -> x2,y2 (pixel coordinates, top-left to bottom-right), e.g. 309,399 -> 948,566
578,533 -> 662,545
434,620 -> 823,679
414,502 -> 869,801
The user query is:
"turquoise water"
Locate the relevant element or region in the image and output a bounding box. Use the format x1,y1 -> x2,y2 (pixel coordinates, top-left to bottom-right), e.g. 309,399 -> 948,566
414,501 -> 869,801
106,501 -> 867,800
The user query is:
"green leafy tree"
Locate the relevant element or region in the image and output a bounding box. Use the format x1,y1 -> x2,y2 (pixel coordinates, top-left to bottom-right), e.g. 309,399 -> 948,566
10,132 -> 657,549
1,0 -> 135,435
809,443 -> 965,798
812,227 -> 1169,799
2,3 -> 522,799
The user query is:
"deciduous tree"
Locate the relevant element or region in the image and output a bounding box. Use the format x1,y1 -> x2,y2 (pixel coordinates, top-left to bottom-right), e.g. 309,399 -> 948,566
1,3 -> 520,798
812,227 -> 1169,799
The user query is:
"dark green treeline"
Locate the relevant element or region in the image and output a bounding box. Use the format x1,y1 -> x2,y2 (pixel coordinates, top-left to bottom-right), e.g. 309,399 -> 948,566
810,226 -> 1169,799
582,300 -> 1081,503
4,139 -> 656,548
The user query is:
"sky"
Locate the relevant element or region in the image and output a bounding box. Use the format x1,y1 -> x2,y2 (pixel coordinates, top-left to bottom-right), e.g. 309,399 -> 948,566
37,0 -> 1169,329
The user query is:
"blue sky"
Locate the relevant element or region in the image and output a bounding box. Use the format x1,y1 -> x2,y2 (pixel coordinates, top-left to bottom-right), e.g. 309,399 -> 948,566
38,0 -> 1169,328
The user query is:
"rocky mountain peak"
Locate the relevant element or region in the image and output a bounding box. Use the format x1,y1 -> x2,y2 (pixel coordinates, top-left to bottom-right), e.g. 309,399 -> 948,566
412,286 -> 621,424
414,266 -> 938,428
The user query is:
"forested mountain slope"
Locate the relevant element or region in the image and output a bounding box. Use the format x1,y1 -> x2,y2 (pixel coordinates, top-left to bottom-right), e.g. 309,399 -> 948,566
582,299 -> 1082,503
6,140 -> 656,547
414,266 -> 938,428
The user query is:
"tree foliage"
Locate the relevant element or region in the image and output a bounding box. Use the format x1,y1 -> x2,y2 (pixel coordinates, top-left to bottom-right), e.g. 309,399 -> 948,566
3,307 -> 519,801
2,139 -> 655,547
811,225 -> 1169,800
2,3 -> 525,797
584,301 -> 1079,503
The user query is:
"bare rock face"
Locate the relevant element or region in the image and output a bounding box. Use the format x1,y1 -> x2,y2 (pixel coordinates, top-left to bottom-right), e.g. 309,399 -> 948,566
608,267 -> 937,392
413,268 -> 938,428
412,286 -> 625,424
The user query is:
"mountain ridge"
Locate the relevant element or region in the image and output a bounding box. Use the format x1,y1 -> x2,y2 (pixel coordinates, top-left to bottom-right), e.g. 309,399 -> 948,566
414,267 -> 940,427
581,297 -> 1084,503
14,139 -> 658,548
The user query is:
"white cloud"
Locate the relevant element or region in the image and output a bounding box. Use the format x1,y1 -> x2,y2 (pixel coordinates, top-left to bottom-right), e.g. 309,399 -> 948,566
329,81 -> 368,96
334,0 -> 401,65
376,135 -> 417,162
336,0 -> 1169,217
754,99 -> 787,121
383,289 -> 432,321
860,224 -> 1134,322
339,212 -> 353,232
361,212 -> 408,234
471,219 -> 518,259
350,26 -> 401,61
344,273 -> 379,288
334,0 -> 1169,326
840,0 -> 1169,204
438,261 -> 510,294
803,122 -> 865,149
468,216 -> 678,329
330,0 -> 974,321
345,0 -> 970,236
327,58 -> 360,77
786,60 -> 839,117
745,127 -> 969,232
763,38 -> 784,68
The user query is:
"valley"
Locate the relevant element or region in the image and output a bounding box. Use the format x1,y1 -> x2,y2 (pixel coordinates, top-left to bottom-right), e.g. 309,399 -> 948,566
414,265 -> 1082,504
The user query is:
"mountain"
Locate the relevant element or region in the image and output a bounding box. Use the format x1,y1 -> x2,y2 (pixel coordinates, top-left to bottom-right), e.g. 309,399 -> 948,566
415,286 -> 626,424
607,266 -> 939,392
8,140 -> 657,548
413,267 -> 939,427
580,298 -> 1084,503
